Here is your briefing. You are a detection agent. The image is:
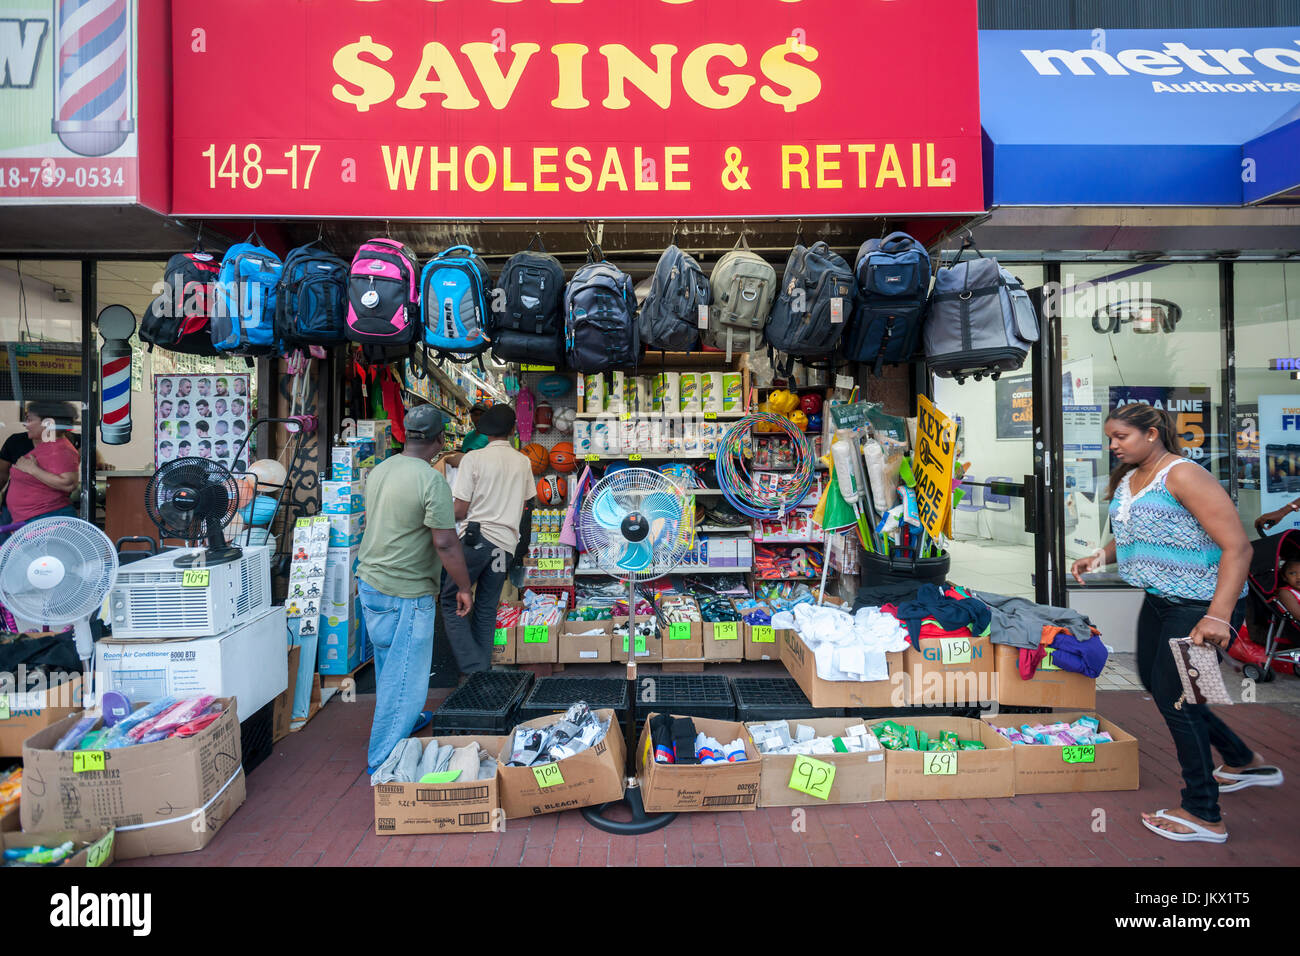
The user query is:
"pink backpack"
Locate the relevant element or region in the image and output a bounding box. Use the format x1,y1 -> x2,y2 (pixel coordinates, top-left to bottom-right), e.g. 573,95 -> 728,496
345,238 -> 421,348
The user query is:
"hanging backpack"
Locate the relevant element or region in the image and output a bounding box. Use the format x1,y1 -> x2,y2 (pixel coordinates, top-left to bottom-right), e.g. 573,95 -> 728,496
213,238 -> 283,356
345,238 -> 421,354
565,247 -> 639,373
705,234 -> 776,361
764,240 -> 854,368
276,241 -> 350,349
844,231 -> 931,376
923,248 -> 1041,384
139,248 -> 222,356
420,244 -> 492,360
638,244 -> 710,353
491,235 -> 567,368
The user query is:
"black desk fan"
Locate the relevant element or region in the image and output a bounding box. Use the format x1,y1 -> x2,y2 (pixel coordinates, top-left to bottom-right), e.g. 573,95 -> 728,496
145,456 -> 243,567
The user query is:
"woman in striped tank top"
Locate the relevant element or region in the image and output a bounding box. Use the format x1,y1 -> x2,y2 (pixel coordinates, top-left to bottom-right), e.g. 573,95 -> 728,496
1071,404 -> 1282,843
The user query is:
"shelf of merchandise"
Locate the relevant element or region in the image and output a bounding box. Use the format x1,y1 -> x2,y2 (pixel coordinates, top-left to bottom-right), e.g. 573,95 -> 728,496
753,574 -> 823,582
753,536 -> 828,545
696,525 -> 750,533
574,410 -> 749,420
575,566 -> 752,576
581,453 -> 720,461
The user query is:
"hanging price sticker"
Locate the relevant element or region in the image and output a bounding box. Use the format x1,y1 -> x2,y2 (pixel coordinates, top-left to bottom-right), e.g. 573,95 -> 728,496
788,755 -> 836,799
922,752 -> 957,775
629,454 -> 642,461
621,634 -> 647,654
1040,649 -> 1061,671
85,831 -> 114,868
1062,745 -> 1096,764
494,628 -> 508,647
537,558 -> 566,571
73,751 -> 106,773
698,304 -> 709,330
181,569 -> 211,588
524,625 -> 549,644
939,637 -> 973,665
669,621 -> 692,640
831,297 -> 844,324
532,763 -> 565,788
713,622 -> 739,641
752,625 -> 775,643
704,411 -> 717,420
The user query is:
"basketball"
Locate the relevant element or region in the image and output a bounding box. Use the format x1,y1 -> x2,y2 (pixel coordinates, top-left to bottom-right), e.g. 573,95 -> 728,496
537,475 -> 567,505
549,441 -> 576,473
523,442 -> 549,475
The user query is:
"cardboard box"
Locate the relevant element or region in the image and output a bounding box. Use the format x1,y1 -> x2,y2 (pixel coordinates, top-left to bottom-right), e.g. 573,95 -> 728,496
322,480 -> 365,514
1,804 -> 19,832
516,621 -> 559,664
492,621 -> 517,666
331,444 -> 361,481
560,621 -> 612,663
328,512 -> 365,548
611,619 -> 663,663
346,436 -> 378,468
703,621 -> 744,661
661,620 -> 703,660
993,645 -> 1097,710
878,716 -> 1015,801
318,598 -> 364,676
0,828 -> 116,867
94,607 -> 288,723
744,622 -> 784,662
373,735 -> 506,834
272,644 -> 300,743
902,633 -> 997,707
496,709 -> 626,818
780,629 -> 906,708
0,674 -> 83,757
22,698 -> 247,859
356,420 -> 393,459
636,715 -> 761,812
983,711 -> 1139,794
747,717 -> 887,807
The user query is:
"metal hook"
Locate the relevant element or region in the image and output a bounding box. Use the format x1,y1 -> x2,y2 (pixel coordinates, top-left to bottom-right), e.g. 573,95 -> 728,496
795,219 -> 804,245
317,221 -> 325,242
670,219 -> 679,247
385,220 -> 392,239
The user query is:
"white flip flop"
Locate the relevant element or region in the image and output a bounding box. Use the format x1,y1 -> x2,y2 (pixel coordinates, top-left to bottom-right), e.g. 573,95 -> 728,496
1214,765 -> 1284,793
1142,809 -> 1228,843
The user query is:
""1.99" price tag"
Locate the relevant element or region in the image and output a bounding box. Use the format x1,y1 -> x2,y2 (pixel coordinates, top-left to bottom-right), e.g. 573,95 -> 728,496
73,751 -> 106,773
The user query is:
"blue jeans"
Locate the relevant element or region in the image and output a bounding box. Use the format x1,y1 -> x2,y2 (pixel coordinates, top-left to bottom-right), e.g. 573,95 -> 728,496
358,578 -> 437,769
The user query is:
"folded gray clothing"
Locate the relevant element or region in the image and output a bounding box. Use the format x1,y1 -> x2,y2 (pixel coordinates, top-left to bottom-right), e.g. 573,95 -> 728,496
370,737 -> 423,785
447,743 -> 481,781
973,590 -> 1096,649
416,738 -> 445,780
430,743 -> 453,774
478,750 -> 497,780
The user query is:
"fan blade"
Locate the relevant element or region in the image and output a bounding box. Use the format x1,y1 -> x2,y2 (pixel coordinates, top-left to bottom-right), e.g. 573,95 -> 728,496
590,488 -> 626,532
615,538 -> 654,573
638,491 -> 682,526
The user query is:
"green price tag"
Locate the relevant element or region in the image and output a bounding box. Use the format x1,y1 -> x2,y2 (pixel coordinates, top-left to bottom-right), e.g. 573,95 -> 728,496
0,696 -> 8,721
752,625 -> 775,644
704,412 -> 717,420
708,453 -> 717,461
538,534 -> 559,544
621,634 -> 647,654
1040,649 -> 1061,671
537,558 -> 565,571
85,831 -> 114,868
712,622 -> 738,642
922,752 -> 957,776
1062,745 -> 1096,764
669,622 -> 692,641
524,625 -> 549,644
532,763 -> 564,788
419,770 -> 463,784
296,517 -> 310,528
620,411 -> 632,421
939,637 -> 972,665
494,628 -> 508,647
788,755 -> 836,800
181,569 -> 210,588
73,751 -> 106,773
629,453 -> 642,462
584,454 -> 599,462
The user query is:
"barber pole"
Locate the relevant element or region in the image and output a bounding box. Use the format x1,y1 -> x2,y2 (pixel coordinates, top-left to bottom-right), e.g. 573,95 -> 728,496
97,305 -> 135,445
52,0 -> 135,157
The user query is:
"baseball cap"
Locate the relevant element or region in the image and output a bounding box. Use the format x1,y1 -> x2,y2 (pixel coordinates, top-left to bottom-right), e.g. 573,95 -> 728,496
403,404 -> 448,441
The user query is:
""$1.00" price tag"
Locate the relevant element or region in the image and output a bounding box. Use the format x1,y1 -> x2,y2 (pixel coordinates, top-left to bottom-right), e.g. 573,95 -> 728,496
533,763 -> 564,788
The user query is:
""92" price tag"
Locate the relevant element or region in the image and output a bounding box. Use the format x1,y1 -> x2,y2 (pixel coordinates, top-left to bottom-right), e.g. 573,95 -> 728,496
751,625 -> 775,643
181,569 -> 210,588
1062,745 -> 1096,764
922,752 -> 957,775
533,763 -> 564,788
669,622 -> 692,640
73,751 -> 106,773
712,622 -> 739,641
788,755 -> 836,800
524,625 -> 549,644
939,637 -> 972,665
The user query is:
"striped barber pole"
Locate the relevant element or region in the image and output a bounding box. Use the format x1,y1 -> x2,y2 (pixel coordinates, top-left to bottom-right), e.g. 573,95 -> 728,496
99,349 -> 131,444
52,0 -> 135,157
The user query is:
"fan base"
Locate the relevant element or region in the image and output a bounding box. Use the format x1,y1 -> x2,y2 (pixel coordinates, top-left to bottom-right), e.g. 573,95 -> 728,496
173,546 -> 243,568
580,783 -> 677,835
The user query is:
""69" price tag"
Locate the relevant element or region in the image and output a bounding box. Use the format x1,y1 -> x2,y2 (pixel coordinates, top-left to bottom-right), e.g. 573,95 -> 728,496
922,752 -> 957,776
788,755 -> 836,800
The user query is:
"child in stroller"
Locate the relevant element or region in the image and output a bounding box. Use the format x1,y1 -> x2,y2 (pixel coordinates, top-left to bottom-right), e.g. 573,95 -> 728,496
1229,522 -> 1300,681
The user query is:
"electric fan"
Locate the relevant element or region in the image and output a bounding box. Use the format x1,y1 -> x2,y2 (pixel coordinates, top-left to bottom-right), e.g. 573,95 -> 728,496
145,456 -> 242,567
576,467 -> 693,835
0,516 -> 118,704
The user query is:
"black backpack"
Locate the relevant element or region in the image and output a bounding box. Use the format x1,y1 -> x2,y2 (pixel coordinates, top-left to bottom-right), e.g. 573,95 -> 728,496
638,244 -> 710,352
139,250 -> 222,356
843,231 -> 932,375
491,236 -> 567,367
764,241 -> 854,367
564,247 -> 639,373
276,241 -> 351,349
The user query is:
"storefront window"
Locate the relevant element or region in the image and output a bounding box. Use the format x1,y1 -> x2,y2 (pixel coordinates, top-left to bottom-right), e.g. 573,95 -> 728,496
1233,262 -> 1300,539
1057,262 -> 1225,574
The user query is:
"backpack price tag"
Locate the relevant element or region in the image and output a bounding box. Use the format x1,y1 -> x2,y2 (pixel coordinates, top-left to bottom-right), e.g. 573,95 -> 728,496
939,637 -> 972,665
698,304 -> 709,330
73,751 -> 106,773
85,831 -> 114,869
922,752 -> 957,776
533,763 -> 564,788
182,569 -> 210,588
831,297 -> 844,324
1062,745 -> 1095,764
751,625 -> 775,643
494,628 -> 509,647
669,622 -> 692,640
712,622 -> 739,641
537,558 -> 565,571
524,625 -> 549,644
788,755 -> 836,800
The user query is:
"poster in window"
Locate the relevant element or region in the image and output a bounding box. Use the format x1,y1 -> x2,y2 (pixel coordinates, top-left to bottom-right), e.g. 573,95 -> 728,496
1107,386 -> 1213,471
1259,395 -> 1300,536
154,374 -> 251,473
994,374 -> 1033,440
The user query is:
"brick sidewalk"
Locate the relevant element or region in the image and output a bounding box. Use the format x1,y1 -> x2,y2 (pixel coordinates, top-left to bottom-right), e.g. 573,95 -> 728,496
118,688 -> 1300,868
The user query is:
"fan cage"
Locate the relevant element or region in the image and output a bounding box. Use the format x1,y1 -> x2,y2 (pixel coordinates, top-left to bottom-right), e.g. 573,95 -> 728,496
0,516 -> 118,624
578,468 -> 693,582
146,456 -> 241,542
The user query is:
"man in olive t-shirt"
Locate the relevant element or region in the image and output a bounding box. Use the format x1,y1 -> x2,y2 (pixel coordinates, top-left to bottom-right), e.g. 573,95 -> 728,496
357,404 -> 473,774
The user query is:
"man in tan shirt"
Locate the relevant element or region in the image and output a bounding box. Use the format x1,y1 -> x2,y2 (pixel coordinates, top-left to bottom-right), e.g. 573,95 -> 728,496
441,404 -> 536,673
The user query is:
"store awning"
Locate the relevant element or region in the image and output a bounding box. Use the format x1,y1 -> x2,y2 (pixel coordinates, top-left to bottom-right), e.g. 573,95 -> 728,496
980,28 -> 1300,207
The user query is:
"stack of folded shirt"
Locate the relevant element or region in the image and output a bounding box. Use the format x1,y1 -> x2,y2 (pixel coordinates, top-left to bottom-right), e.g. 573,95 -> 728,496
773,603 -> 910,682
370,738 -> 498,785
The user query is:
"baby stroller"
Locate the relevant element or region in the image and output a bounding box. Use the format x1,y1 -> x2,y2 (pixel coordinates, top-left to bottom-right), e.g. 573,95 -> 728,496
1230,529 -> 1300,681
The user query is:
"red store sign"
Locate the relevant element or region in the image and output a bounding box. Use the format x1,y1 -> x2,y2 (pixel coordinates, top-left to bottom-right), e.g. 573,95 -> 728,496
170,0 -> 983,219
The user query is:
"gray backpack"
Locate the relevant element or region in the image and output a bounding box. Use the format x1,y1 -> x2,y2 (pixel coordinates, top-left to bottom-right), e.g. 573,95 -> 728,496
638,244 -> 710,352
706,235 -> 776,360
924,253 -> 1040,384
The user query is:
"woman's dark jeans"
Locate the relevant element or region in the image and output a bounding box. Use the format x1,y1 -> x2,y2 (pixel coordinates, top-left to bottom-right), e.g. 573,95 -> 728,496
1137,593 -> 1253,824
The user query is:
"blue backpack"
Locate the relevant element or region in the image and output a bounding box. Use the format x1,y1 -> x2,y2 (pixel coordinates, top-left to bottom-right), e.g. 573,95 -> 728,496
276,241 -> 350,348
420,245 -> 492,360
844,231 -> 931,375
214,240 -> 283,356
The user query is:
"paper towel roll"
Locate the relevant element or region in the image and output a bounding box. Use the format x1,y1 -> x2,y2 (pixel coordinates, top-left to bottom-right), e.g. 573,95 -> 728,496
702,372 -> 723,413
661,371 -> 680,413
583,374 -> 606,414
721,372 -> 743,412
608,371 -> 625,413
680,372 -> 701,413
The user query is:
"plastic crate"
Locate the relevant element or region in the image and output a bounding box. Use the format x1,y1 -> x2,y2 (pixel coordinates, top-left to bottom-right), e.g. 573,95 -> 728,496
518,584 -> 575,610
240,700 -> 275,775
634,674 -> 735,722
430,671 -> 534,735
732,677 -> 845,722
518,677 -> 630,724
